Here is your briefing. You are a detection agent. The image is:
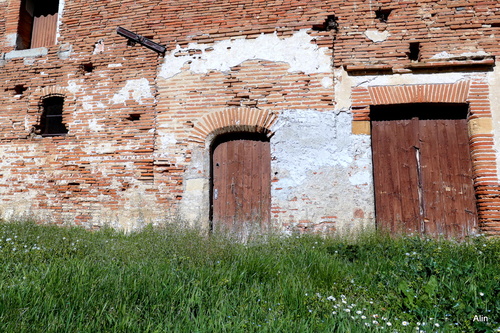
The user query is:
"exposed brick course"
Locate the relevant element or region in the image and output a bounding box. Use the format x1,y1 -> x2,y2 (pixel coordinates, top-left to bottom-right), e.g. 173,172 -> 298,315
1,0 -> 500,234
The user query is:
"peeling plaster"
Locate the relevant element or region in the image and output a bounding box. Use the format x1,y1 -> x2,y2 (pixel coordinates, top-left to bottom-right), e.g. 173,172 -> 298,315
431,50 -> 489,59
111,78 -> 154,104
349,72 -> 473,88
4,33 -> 16,47
487,65 -> 500,177
321,76 -> 333,88
271,109 -> 374,229
159,30 -> 331,79
66,80 -> 82,94
364,30 -> 390,42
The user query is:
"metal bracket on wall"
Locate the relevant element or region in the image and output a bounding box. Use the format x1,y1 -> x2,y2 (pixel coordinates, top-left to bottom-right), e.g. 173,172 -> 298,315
116,27 -> 166,54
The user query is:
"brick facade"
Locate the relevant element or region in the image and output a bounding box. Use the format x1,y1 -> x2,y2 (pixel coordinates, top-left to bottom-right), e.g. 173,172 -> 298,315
1,0 -> 500,234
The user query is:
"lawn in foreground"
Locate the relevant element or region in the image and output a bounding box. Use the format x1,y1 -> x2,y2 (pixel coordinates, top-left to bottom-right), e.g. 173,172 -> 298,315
0,222 -> 499,332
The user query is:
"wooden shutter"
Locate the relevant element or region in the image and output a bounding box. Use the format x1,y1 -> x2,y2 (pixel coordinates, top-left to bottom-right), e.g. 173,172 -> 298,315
31,13 -> 58,48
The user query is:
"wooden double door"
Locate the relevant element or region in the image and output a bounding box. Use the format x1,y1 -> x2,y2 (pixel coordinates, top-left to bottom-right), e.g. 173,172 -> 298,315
211,133 -> 271,236
371,104 -> 477,238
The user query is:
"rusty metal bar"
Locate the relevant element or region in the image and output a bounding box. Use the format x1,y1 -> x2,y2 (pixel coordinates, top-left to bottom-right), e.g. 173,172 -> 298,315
116,27 -> 166,54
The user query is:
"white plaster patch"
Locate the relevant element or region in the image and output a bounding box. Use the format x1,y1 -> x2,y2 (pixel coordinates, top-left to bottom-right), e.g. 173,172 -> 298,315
88,118 -> 104,132
66,80 -> 82,94
159,29 -> 331,79
112,78 -> 154,104
431,50 -> 489,59
321,76 -> 333,88
55,0 -> 65,44
364,30 -> 390,42
487,66 -> 500,178
351,72 -> 473,87
159,132 -> 177,150
349,170 -> 371,186
272,110 -> 364,188
4,33 -> 17,47
108,63 -> 123,68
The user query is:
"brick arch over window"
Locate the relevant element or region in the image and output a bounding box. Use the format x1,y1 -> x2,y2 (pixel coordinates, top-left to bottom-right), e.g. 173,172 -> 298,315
351,80 -> 500,234
189,107 -> 278,147
28,86 -> 76,135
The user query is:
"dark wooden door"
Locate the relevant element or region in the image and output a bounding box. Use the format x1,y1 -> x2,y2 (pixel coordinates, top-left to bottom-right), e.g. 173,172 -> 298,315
211,133 -> 271,236
371,104 -> 477,238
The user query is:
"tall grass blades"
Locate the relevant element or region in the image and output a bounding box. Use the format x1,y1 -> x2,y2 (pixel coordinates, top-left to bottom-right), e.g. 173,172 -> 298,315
0,222 -> 498,332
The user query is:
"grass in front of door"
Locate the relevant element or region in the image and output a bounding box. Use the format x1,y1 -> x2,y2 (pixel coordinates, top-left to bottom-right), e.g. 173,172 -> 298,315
0,221 -> 499,332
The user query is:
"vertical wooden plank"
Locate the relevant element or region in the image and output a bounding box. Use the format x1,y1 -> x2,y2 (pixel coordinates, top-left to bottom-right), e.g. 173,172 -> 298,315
260,140 -> 271,229
211,135 -> 271,236
371,119 -> 420,234
419,120 -> 441,236
398,118 -> 421,234
454,119 -> 478,236
227,140 -> 237,230
372,121 -> 395,232
419,118 -> 477,238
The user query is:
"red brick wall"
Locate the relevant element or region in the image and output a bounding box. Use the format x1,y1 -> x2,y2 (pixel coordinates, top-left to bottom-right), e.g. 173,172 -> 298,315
0,0 -> 499,232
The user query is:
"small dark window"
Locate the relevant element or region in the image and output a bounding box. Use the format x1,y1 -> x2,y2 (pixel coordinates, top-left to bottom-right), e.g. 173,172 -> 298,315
17,0 -> 59,50
375,8 -> 392,23
40,96 -> 68,136
408,42 -> 421,62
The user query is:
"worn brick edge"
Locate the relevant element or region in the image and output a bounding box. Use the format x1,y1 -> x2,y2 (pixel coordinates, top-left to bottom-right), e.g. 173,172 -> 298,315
189,107 -> 278,146
352,80 -> 500,234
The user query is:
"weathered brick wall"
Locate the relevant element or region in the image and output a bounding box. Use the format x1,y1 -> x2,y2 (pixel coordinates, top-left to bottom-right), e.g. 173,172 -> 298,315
1,0 -> 499,233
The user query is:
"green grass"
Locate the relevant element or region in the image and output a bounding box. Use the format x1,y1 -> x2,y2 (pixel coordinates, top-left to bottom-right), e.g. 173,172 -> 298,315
0,221 -> 499,332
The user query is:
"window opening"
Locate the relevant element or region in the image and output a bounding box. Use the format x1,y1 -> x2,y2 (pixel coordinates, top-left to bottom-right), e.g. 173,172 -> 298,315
81,62 -> 95,73
312,15 -> 338,32
375,8 -> 392,23
39,96 -> 68,136
17,0 -> 59,50
126,113 -> 141,121
408,42 -> 421,62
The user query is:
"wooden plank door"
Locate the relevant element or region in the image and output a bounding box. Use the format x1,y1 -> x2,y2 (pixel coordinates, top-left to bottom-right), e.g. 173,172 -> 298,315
418,119 -> 477,237
371,105 -> 477,238
211,133 -> 271,236
372,118 -> 422,234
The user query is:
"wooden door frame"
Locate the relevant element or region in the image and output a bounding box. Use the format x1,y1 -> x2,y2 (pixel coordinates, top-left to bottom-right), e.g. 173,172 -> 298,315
370,103 -> 477,237
183,107 -> 277,233
209,131 -> 271,233
351,81 -> 499,235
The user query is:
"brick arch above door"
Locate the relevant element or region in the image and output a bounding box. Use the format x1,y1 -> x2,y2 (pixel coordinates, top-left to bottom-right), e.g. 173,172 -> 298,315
189,107 -> 278,147
351,79 -> 500,235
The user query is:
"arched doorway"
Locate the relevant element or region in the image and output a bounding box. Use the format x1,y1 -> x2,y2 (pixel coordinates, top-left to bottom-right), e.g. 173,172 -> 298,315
210,132 -> 271,236
370,103 -> 478,238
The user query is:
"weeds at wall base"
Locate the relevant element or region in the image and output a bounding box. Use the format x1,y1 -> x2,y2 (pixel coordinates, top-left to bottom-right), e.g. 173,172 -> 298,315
0,221 -> 498,332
